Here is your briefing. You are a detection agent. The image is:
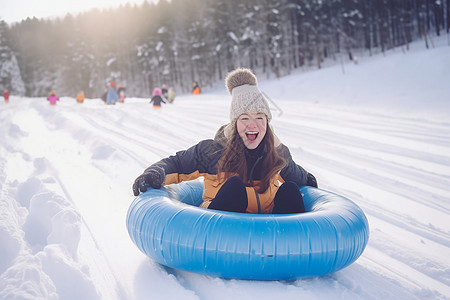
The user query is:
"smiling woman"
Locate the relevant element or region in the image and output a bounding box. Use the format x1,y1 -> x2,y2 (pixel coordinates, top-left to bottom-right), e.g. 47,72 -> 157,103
0,0 -> 148,24
132,68 -> 319,216
237,112 -> 267,149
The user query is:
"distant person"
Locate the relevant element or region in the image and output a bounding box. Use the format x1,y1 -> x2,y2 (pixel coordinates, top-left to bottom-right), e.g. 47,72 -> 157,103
192,81 -> 200,95
117,85 -> 126,103
3,89 -> 9,103
150,88 -> 166,109
106,82 -> 119,105
161,84 -> 168,99
167,87 -> 176,103
76,91 -> 85,103
47,91 -> 59,105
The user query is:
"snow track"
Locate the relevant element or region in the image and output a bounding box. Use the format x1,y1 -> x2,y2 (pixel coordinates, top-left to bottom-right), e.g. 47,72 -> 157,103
2,94 -> 449,299
273,102 -> 450,298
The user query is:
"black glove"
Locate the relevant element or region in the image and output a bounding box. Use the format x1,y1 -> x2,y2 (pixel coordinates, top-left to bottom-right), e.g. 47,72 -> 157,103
306,173 -> 318,188
132,166 -> 165,196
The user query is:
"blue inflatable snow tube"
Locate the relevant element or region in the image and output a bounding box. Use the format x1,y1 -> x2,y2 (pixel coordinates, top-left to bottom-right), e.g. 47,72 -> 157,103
126,181 -> 369,280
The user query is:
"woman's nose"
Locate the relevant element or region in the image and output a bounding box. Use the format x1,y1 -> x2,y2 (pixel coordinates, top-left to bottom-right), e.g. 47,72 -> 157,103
247,120 -> 257,127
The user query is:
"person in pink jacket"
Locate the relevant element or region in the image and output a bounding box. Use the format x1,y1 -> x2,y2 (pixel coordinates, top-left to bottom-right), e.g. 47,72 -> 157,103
47,91 -> 59,105
3,89 -> 9,103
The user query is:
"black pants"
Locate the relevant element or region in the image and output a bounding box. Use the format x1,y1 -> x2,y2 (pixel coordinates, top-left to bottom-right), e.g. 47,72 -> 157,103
208,176 -> 305,214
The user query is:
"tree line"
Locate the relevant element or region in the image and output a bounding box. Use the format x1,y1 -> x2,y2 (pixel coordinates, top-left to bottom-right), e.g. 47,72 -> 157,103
1,0 -> 449,98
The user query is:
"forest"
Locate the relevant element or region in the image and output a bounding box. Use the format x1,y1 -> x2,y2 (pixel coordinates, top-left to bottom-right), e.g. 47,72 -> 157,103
0,0 -> 449,98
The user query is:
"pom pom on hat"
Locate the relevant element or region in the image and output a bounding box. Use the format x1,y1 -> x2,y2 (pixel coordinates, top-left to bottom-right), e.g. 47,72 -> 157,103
225,68 -> 272,124
225,68 -> 258,94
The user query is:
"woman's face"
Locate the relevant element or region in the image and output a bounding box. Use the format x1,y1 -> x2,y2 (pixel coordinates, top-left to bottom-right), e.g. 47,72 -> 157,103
236,111 -> 267,149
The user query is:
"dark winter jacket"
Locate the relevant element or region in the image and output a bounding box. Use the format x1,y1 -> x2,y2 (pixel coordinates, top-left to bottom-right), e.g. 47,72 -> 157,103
143,126 -> 317,214
150,95 -> 166,106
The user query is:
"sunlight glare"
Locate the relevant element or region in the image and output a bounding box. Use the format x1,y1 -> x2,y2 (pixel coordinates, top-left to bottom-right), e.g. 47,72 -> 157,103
1,0 -> 148,24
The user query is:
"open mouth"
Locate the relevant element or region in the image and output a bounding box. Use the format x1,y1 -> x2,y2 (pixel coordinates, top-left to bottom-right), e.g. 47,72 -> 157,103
246,131 -> 259,142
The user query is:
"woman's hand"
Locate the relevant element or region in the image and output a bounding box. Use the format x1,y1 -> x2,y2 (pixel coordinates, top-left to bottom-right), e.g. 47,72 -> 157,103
132,166 -> 165,196
306,173 -> 318,188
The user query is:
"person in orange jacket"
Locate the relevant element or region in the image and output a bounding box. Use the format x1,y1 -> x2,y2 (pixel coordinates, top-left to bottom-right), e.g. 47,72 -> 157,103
3,89 -> 9,103
47,91 -> 59,105
192,81 -> 200,95
76,91 -> 85,103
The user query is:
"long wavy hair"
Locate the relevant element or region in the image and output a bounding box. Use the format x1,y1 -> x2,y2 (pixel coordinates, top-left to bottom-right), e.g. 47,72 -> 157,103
217,123 -> 285,193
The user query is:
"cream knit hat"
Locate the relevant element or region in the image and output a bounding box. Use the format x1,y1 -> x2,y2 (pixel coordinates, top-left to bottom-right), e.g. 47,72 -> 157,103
225,68 -> 272,124
223,68 -> 280,146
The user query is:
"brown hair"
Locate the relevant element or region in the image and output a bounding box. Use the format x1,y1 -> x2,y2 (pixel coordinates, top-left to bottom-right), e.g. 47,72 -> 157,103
217,123 -> 285,193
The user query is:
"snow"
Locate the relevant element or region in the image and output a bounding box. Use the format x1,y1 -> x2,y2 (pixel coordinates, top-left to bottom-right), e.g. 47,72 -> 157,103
1,36 -> 449,300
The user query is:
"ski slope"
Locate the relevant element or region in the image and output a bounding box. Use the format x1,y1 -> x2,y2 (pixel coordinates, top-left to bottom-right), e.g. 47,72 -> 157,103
1,36 -> 449,300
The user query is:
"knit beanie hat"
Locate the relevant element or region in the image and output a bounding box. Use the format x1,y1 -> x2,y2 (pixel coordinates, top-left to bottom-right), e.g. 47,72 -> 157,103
222,68 -> 280,146
225,68 -> 272,125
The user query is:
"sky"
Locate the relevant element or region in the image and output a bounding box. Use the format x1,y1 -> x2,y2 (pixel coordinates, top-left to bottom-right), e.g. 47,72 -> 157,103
0,0 -> 151,24
0,35 -> 449,299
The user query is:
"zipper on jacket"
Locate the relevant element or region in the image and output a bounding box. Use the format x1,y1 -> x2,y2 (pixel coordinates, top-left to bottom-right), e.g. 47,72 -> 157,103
253,188 -> 262,214
248,156 -> 263,214
248,156 -> 263,181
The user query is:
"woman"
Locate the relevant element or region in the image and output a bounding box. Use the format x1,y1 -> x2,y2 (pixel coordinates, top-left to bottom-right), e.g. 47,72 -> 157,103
133,68 -> 317,214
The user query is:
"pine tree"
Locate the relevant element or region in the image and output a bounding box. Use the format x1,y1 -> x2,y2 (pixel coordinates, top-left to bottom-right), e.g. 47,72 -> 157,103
3,0 -> 448,97
0,20 -> 25,95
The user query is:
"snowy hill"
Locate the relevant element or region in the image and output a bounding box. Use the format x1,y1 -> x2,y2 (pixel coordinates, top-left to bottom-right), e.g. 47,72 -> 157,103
1,36 -> 449,300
